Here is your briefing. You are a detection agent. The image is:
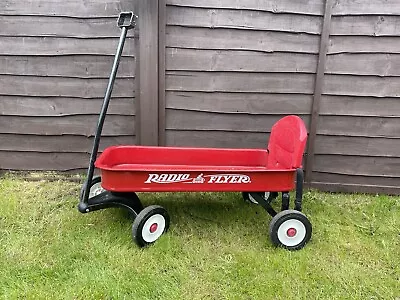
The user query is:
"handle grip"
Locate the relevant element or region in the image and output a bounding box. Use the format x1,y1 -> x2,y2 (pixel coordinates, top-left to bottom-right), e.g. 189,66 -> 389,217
117,11 -> 137,29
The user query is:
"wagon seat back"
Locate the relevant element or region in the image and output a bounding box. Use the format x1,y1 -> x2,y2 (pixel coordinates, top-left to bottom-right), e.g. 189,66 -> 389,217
267,115 -> 308,170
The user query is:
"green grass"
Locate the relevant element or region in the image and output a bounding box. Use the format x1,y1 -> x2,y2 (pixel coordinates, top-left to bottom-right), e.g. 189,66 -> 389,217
0,174 -> 399,299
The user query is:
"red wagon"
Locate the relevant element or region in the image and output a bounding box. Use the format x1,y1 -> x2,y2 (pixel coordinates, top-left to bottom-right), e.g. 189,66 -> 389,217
79,12 -> 312,250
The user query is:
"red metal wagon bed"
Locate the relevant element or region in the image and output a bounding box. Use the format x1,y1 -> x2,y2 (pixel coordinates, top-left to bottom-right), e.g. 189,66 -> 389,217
78,12 -> 312,250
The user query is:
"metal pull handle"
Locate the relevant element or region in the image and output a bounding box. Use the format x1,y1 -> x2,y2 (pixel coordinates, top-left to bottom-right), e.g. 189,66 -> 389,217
117,11 -> 137,29
80,11 -> 137,208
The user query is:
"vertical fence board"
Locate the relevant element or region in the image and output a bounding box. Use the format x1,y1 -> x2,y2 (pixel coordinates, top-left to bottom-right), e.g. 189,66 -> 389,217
158,0 -> 167,146
138,0 -> 159,146
305,0 -> 334,184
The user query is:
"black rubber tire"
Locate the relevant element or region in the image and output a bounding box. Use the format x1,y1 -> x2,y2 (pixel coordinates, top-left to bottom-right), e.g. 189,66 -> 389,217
242,192 -> 278,204
80,175 -> 103,201
132,205 -> 170,247
269,210 -> 312,251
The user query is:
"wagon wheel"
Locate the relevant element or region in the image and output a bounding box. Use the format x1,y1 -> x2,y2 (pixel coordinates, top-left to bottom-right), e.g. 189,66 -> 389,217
242,192 -> 278,204
269,210 -> 312,250
80,175 -> 105,201
132,205 -> 170,247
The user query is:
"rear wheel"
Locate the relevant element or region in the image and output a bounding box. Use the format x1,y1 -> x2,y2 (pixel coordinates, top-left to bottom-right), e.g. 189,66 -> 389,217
80,175 -> 105,201
269,210 -> 312,250
132,205 -> 170,247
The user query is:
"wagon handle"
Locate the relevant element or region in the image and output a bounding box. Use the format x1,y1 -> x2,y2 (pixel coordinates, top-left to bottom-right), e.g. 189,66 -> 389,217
80,12 -> 137,210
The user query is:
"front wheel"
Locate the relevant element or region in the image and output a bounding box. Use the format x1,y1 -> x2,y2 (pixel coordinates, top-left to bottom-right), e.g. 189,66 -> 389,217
269,210 -> 312,250
132,205 -> 170,247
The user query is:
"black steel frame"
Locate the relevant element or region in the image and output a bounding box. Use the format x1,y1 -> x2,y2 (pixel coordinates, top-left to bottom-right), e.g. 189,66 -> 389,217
250,168 -> 304,217
79,12 -> 140,215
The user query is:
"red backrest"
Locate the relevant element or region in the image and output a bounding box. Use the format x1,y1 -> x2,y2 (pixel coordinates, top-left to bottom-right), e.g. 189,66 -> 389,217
267,115 -> 308,170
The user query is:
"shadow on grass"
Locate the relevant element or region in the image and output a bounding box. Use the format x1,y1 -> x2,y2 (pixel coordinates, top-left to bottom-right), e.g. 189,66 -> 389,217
105,191 -> 272,225
87,191 -> 277,249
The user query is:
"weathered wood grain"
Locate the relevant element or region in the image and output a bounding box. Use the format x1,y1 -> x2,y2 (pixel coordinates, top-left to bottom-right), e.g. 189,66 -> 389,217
331,16 -> 400,37
0,115 -> 135,136
1,0 -> 135,17
0,36 -> 135,56
166,71 -> 315,94
166,26 -> 320,54
166,6 -> 322,34
166,92 -> 313,114
166,48 -> 318,73
314,135 -> 400,157
0,96 -> 135,116
0,0 -> 138,173
166,109 -> 310,132
166,0 -> 325,16
310,182 -> 400,195
0,15 -> 130,38
317,116 -> 400,138
0,55 -> 135,78
311,172 -> 400,187
323,74 -> 400,98
0,134 -> 136,152
0,151 -> 89,171
332,0 -> 400,16
159,0 -> 167,146
313,154 -> 400,177
325,54 -> 400,76
0,75 -> 135,98
166,130 -> 270,148
320,95 -> 400,117
328,36 -> 400,54
137,0 -> 160,146
305,0 -> 333,184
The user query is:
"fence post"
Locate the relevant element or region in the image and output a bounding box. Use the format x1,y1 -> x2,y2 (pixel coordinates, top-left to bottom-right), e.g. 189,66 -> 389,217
305,0 -> 334,185
158,0 -> 166,146
137,0 -> 160,146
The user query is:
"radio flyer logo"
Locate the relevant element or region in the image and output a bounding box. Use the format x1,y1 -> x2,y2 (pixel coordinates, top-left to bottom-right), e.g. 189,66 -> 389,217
192,174 -> 205,184
144,173 -> 190,184
144,173 -> 251,184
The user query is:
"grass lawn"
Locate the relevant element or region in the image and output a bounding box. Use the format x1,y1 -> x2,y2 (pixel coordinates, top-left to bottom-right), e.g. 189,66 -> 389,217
0,174 -> 399,299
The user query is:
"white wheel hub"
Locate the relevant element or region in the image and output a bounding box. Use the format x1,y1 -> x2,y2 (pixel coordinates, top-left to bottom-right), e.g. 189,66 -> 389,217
142,214 -> 166,243
277,219 -> 306,247
89,182 -> 105,198
249,192 -> 270,204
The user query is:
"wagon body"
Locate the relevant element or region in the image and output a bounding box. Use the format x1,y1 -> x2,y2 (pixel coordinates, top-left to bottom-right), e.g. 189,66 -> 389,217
95,114 -> 307,194
96,146 -> 297,192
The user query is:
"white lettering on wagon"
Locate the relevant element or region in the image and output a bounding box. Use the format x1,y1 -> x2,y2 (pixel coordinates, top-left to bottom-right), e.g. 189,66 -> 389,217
207,174 -> 251,184
144,173 -> 251,184
144,173 -> 191,184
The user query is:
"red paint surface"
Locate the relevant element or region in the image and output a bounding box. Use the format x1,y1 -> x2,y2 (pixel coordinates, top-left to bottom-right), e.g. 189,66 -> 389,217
287,228 -> 297,237
95,116 -> 307,193
150,223 -> 158,233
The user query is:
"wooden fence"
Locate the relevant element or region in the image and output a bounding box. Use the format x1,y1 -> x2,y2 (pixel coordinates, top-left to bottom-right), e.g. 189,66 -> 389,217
1,0 -> 399,194
0,0 -> 137,170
